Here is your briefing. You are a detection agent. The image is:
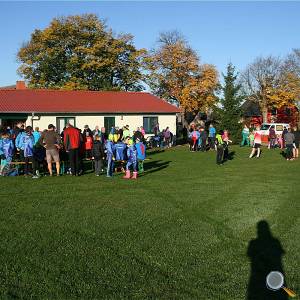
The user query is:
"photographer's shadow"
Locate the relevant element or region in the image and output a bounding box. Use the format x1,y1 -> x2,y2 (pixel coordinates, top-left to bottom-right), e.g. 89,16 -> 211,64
247,220 -> 288,300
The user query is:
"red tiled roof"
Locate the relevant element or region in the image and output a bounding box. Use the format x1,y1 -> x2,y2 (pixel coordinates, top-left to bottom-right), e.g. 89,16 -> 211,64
0,89 -> 180,114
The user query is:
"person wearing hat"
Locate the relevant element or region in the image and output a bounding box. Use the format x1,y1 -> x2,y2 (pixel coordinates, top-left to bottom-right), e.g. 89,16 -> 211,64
83,125 -> 93,137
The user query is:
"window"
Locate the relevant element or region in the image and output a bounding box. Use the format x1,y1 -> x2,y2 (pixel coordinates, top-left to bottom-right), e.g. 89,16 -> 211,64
143,116 -> 158,134
260,124 -> 271,131
104,117 -> 115,132
276,125 -> 284,131
56,117 -> 75,134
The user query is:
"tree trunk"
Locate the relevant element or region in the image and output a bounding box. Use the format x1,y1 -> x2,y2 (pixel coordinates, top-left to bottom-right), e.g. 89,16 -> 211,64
261,104 -> 268,123
181,112 -> 189,128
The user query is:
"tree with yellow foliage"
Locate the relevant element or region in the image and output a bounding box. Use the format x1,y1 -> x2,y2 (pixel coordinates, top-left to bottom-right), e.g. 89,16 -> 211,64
17,14 -> 146,91
144,31 -> 219,124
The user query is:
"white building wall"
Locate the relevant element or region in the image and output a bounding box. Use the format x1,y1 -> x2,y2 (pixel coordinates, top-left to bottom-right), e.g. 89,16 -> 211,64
156,115 -> 177,135
30,116 -> 56,131
30,114 -> 177,135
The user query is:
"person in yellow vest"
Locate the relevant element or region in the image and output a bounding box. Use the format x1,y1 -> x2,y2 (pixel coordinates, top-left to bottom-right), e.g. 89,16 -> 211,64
215,131 -> 224,165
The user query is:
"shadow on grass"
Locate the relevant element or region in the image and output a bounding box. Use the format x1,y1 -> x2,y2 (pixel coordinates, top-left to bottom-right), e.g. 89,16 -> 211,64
223,150 -> 236,163
280,151 -> 287,159
247,220 -> 288,300
148,149 -> 165,155
141,160 -> 171,176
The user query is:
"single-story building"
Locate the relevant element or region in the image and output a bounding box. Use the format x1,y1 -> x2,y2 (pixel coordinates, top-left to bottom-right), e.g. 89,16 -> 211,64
0,81 -> 180,135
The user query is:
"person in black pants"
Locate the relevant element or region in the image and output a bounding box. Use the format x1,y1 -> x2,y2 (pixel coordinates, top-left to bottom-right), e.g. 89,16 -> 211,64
67,148 -> 79,175
200,127 -> 208,152
215,132 -> 224,165
293,126 -> 300,159
63,124 -> 81,176
92,135 -> 105,176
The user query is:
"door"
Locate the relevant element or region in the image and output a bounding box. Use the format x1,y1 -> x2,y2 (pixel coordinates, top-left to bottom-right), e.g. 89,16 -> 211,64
104,117 -> 115,133
56,117 -> 76,134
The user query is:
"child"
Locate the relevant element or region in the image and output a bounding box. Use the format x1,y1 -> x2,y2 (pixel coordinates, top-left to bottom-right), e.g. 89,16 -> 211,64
0,132 -> 14,175
115,139 -> 127,172
15,128 -> 27,160
277,134 -> 283,149
189,128 -> 200,152
33,127 -> 41,146
32,143 -> 46,178
123,137 -> 138,179
84,131 -> 93,159
92,135 -> 105,176
222,130 -> 232,161
249,126 -> 262,158
135,137 -> 146,173
249,130 -> 255,147
105,137 -> 115,178
18,126 -> 35,176
215,131 -> 224,165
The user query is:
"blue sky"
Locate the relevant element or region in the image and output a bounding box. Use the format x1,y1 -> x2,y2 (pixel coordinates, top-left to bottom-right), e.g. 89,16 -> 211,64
0,1 -> 299,87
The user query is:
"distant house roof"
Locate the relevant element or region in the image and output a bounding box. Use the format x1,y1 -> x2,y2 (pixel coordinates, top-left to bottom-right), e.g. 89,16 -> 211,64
0,85 -> 16,90
0,89 -> 180,114
241,100 -> 261,117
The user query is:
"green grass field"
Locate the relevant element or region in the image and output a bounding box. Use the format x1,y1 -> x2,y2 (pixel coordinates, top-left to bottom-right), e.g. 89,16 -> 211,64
0,146 -> 299,299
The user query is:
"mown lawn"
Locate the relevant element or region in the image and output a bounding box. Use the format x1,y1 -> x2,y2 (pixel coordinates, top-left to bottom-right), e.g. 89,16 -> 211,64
0,146 -> 299,299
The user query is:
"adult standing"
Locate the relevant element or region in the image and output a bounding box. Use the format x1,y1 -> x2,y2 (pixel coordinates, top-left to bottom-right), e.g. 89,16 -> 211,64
63,123 -> 81,176
208,124 -> 216,150
241,124 -> 250,147
92,126 -> 101,139
282,127 -> 288,149
39,124 -> 61,176
283,128 -> 295,161
153,123 -> 160,136
83,125 -> 93,137
164,127 -> 171,148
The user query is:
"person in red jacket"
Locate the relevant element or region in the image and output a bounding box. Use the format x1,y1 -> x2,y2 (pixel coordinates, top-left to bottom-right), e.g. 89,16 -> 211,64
84,131 -> 93,159
63,123 -> 81,176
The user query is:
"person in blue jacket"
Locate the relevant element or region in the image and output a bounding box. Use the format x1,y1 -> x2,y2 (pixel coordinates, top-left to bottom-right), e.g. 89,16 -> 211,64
135,137 -> 146,173
115,140 -> 127,161
18,126 -> 35,176
15,129 -> 27,159
32,127 -> 41,145
105,137 -> 116,178
209,124 -> 216,150
123,137 -> 138,179
0,131 -> 14,175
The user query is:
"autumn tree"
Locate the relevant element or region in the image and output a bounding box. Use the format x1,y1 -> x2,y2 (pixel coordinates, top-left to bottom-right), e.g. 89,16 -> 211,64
17,14 -> 146,91
241,56 -> 282,123
241,55 -> 300,123
144,31 -> 219,124
219,63 -> 244,143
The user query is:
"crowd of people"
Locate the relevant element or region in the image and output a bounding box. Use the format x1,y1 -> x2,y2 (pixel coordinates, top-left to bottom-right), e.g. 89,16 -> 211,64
187,123 -> 300,164
1,120 -> 300,177
0,123 -> 150,178
242,124 -> 300,161
187,124 -> 232,165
